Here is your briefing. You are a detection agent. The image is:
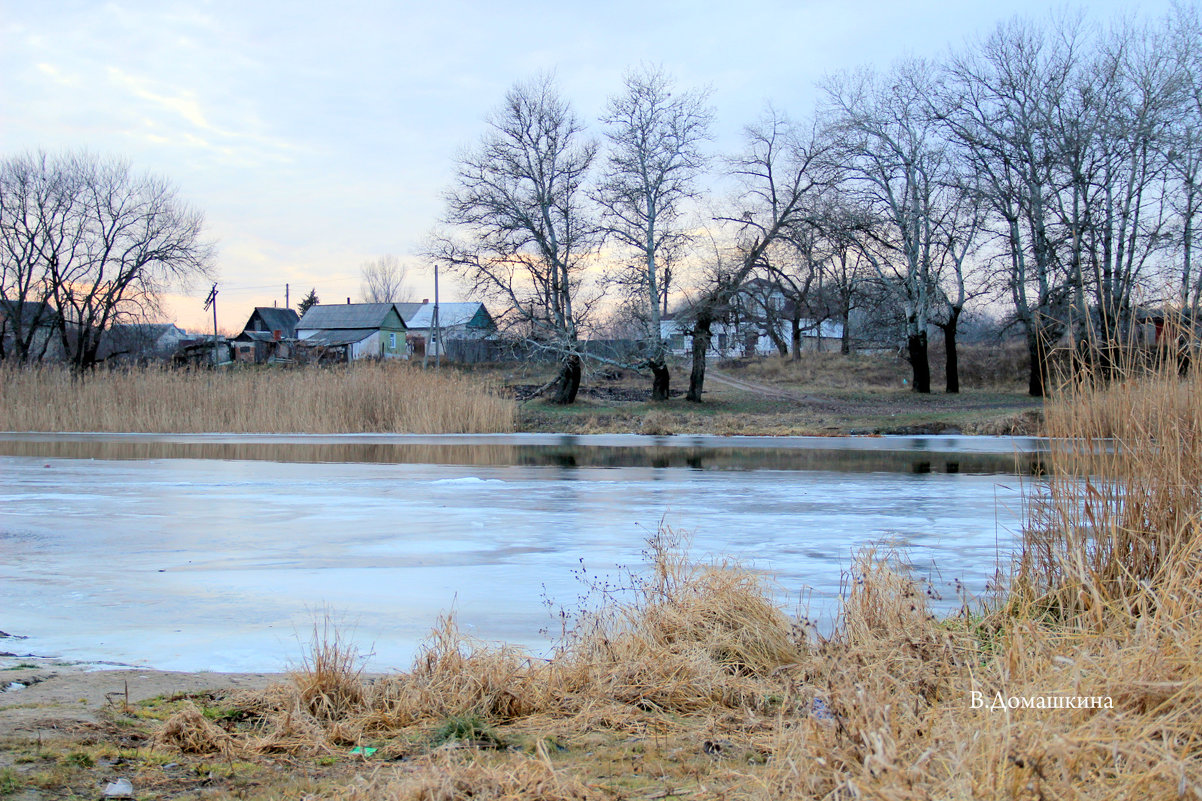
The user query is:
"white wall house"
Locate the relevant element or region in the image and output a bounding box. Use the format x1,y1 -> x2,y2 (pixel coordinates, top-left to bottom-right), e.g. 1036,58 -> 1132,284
396,301 -> 497,357
660,314 -> 843,358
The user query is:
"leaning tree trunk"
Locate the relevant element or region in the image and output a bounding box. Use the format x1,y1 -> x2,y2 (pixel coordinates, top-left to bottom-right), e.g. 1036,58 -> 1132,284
649,358 -> 670,401
942,306 -> 962,394
907,330 -> 931,394
551,352 -> 582,405
766,321 -> 788,357
686,314 -> 713,402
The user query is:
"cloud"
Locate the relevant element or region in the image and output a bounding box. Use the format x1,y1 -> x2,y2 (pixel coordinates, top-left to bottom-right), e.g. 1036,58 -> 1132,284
36,62 -> 78,87
104,66 -> 300,166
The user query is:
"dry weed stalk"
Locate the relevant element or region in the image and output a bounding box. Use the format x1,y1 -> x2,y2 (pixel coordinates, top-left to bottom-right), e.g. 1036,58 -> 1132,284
291,613 -> 366,723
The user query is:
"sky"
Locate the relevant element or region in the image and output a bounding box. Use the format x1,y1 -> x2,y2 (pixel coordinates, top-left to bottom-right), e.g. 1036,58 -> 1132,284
0,0 -> 1178,332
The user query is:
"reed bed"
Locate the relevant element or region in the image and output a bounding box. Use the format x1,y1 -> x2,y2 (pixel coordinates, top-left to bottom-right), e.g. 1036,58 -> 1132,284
0,362 -> 515,433
147,354 -> 1202,799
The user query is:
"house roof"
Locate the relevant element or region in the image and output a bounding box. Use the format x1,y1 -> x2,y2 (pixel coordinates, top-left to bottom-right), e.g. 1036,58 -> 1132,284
394,302 -> 426,323
295,303 -> 406,331
234,330 -> 279,342
246,307 -> 299,334
297,329 -> 377,347
403,302 -> 492,330
108,323 -> 186,338
0,299 -> 58,328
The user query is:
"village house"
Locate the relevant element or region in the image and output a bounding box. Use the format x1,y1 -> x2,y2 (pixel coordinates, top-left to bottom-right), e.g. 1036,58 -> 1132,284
396,300 -> 497,358
294,302 -> 409,362
232,306 -> 300,364
0,299 -> 61,362
660,311 -> 844,359
96,322 -> 189,362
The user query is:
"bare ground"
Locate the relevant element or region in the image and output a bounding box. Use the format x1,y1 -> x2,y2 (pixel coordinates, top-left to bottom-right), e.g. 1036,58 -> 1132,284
0,657 -> 275,734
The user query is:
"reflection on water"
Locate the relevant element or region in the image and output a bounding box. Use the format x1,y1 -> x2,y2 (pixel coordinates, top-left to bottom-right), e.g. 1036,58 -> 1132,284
0,433 -> 1045,474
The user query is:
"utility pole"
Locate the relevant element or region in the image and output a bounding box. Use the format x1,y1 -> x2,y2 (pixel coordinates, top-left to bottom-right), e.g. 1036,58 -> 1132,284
285,283 -> 290,310
433,262 -> 441,369
203,284 -> 218,365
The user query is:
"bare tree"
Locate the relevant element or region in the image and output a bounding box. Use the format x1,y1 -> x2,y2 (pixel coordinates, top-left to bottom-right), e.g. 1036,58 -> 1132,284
435,73 -> 597,404
685,110 -> 829,401
596,65 -> 712,400
359,254 -> 412,303
0,152 -> 77,363
816,200 -> 875,356
822,60 -> 954,394
1167,3 -> 1202,315
0,151 -> 213,369
930,175 -> 986,393
941,18 -> 1080,396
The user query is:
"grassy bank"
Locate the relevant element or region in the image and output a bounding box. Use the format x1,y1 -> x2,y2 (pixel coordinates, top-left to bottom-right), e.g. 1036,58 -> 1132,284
0,362 -> 516,434
2,357 -> 1196,799
515,345 -> 1043,436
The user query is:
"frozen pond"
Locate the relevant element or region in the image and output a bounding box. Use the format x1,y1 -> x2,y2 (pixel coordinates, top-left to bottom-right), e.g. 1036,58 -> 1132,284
0,433 -> 1040,672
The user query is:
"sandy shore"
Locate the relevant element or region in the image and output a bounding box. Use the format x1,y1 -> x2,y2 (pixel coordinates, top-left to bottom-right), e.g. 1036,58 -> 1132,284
0,655 -> 277,734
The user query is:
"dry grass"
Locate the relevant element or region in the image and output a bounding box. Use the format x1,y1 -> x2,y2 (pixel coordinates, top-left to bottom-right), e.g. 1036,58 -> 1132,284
344,749 -> 600,801
137,354 -> 1202,799
734,342 -> 1030,391
0,362 -> 515,434
152,701 -> 234,755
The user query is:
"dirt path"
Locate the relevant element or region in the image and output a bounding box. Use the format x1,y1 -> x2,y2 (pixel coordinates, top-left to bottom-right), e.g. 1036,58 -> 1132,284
705,368 -> 820,403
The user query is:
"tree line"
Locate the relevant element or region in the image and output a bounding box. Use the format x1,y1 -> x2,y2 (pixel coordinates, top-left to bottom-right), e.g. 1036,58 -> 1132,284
435,5 -> 1202,402
0,152 -> 213,370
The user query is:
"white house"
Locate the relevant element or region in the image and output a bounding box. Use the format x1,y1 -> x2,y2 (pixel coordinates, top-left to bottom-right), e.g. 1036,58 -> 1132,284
660,313 -> 843,358
396,301 -> 496,357
97,323 -> 189,361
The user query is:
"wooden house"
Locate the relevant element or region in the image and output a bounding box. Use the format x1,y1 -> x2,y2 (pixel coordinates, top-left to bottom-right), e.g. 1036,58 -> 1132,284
294,302 -> 409,362
233,307 -> 301,364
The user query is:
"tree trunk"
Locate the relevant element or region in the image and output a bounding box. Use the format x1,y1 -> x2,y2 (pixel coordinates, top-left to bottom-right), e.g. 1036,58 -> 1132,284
790,316 -> 802,362
686,315 -> 712,402
766,322 -> 788,357
649,359 -> 670,401
551,353 -> 581,405
840,310 -> 851,355
942,307 -> 961,394
1027,328 -> 1048,398
907,331 -> 930,394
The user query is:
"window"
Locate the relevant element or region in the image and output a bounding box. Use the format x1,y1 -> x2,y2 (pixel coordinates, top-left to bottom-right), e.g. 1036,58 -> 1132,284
389,332 -> 397,349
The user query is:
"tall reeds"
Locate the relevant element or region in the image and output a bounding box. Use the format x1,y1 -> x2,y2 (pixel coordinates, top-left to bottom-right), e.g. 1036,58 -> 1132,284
0,362 -> 515,434
1016,345 -> 1202,622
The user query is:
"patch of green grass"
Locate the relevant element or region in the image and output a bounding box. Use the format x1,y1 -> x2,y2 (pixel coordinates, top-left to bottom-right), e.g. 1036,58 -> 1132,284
432,714 -> 503,748
62,751 -> 93,768
1,663 -> 39,671
0,767 -> 19,796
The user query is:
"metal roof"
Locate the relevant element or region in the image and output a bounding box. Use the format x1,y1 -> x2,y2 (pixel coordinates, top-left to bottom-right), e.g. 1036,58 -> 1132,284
404,302 -> 491,330
296,303 -> 406,331
394,302 -> 425,323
